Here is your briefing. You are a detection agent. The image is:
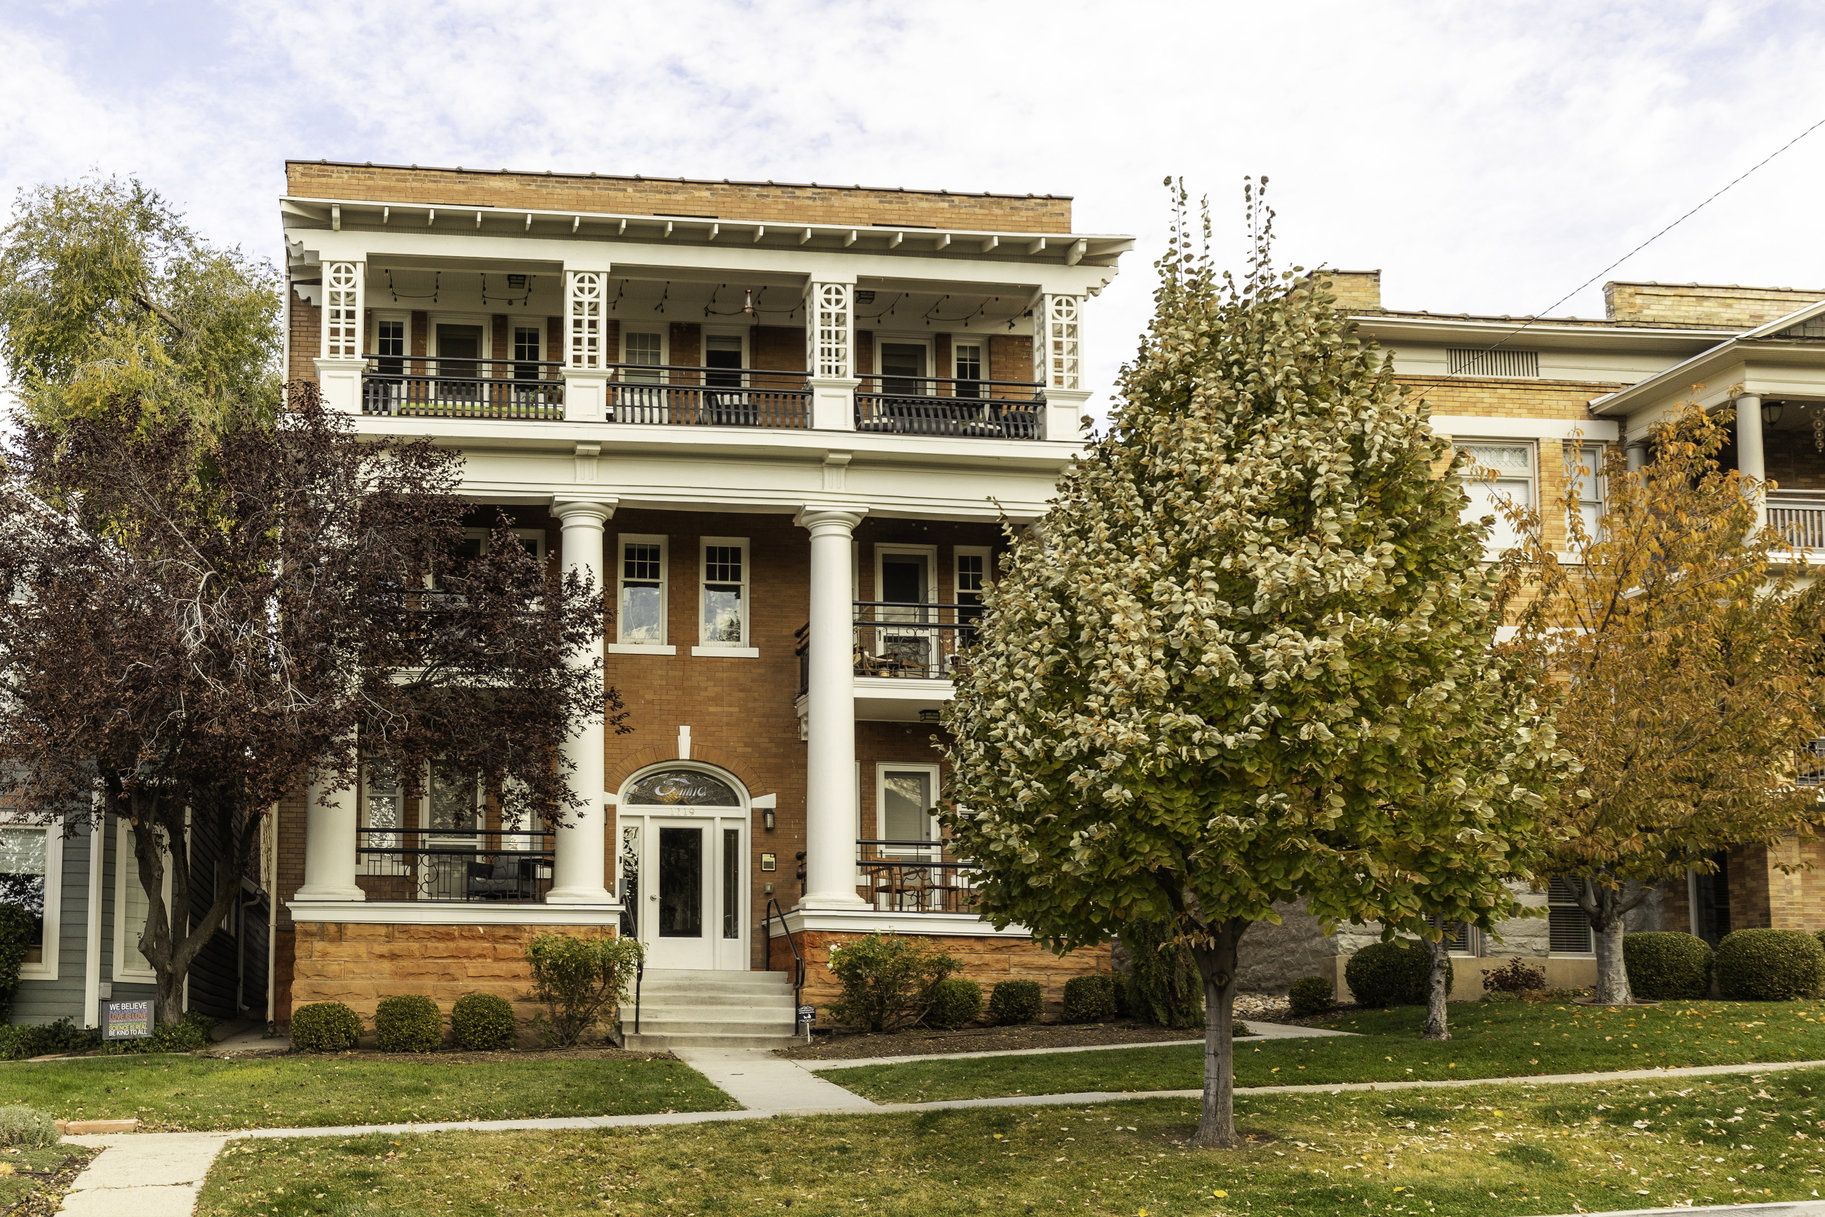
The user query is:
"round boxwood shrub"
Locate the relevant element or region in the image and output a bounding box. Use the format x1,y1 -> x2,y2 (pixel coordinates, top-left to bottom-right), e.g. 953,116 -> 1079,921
1062,975 -> 1118,1023
1715,928 -> 1825,1001
1344,939 -> 1452,1008
1287,975 -> 1335,1018
1622,932 -> 1713,1000
290,1001 -> 362,1053
923,977 -> 983,1029
374,994 -> 443,1052
988,979 -> 1043,1025
450,992 -> 517,1051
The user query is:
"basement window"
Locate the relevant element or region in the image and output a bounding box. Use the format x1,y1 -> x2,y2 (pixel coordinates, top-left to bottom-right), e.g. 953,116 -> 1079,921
1446,348 -> 1540,378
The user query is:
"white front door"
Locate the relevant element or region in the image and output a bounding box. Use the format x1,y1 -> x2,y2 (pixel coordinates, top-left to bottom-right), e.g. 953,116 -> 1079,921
639,814 -> 747,970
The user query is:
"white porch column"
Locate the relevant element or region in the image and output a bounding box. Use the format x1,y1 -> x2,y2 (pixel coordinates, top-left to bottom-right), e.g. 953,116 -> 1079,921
294,775 -> 364,901
805,281 -> 859,431
1035,293 -> 1089,441
1736,394 -> 1768,529
548,496 -> 618,905
563,267 -> 611,422
314,260 -> 366,414
797,505 -> 869,909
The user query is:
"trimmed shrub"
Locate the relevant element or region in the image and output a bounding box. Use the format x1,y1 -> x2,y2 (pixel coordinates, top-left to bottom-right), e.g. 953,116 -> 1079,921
0,1018 -> 100,1061
450,992 -> 517,1051
827,933 -> 959,1032
1062,975 -> 1118,1023
988,979 -> 1043,1025
526,934 -> 644,1046
290,1001 -> 363,1053
1715,928 -> 1825,1001
0,1104 -> 59,1149
1345,939 -> 1452,1008
1480,957 -> 1548,998
0,903 -> 32,1024
375,994 -> 442,1053
1122,920 -> 1204,1029
1287,976 -> 1334,1018
1623,932 -> 1713,1000
923,977 -> 983,1029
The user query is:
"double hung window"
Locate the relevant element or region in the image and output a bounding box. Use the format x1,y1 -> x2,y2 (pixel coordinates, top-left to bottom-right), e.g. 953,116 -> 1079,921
618,536 -> 668,646
699,539 -> 749,646
1458,442 -> 1536,554
1565,442 -> 1606,541
954,342 -> 985,399
620,331 -> 667,421
0,819 -> 53,975
955,548 -> 990,653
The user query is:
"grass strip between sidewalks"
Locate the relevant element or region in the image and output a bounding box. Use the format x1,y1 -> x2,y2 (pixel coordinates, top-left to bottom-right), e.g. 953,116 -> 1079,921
0,1053 -> 737,1131
822,1000 -> 1825,1103
195,1068 -> 1825,1216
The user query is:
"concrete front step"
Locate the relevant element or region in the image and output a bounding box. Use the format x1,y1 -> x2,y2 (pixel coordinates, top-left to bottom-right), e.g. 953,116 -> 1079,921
623,1030 -> 804,1050
634,989 -> 796,1008
620,970 -> 803,1052
631,1016 -> 799,1036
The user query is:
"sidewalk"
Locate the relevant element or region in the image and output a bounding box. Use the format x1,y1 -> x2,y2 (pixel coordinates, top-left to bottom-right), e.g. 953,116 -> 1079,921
799,1018 -> 1352,1070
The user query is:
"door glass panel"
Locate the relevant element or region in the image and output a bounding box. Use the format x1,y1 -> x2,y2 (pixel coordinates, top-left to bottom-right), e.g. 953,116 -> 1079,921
658,826 -> 704,938
437,326 -> 484,402
883,770 -> 934,843
722,827 -> 740,939
879,554 -> 933,671
881,343 -> 926,397
620,824 -> 640,939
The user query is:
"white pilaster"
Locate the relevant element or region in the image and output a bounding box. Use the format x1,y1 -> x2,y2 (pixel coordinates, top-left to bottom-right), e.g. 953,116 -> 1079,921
564,268 -> 609,423
1736,394 -> 1767,530
806,280 -> 858,431
796,505 -> 869,909
548,496 -> 617,904
317,260 -> 366,414
294,775 -> 365,901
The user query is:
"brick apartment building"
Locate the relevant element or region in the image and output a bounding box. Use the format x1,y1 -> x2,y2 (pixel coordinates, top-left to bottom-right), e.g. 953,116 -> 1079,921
1237,271 -> 1825,999
271,160 -> 1134,1041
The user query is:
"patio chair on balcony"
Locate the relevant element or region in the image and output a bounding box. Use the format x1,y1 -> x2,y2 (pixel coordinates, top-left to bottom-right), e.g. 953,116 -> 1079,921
466,856 -> 533,900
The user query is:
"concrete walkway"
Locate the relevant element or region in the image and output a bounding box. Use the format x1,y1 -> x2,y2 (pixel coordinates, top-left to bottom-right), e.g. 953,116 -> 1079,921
54,1053 -> 1825,1216
800,1018 -> 1353,1070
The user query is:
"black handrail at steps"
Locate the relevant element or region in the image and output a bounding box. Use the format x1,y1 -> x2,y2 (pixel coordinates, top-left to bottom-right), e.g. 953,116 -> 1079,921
633,957 -> 644,1036
765,896 -> 807,1039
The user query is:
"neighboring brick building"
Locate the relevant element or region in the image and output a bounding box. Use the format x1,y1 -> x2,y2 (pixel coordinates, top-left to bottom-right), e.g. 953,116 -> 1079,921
1239,271 -> 1825,1000
275,161 -> 1133,1036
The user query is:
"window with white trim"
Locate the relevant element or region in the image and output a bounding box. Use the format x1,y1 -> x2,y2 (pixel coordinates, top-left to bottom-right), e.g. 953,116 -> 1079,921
512,324 -> 543,383
953,341 -> 985,400
374,316 -> 406,376
622,331 -> 665,382
955,546 -> 990,651
876,763 -> 940,850
699,539 -> 749,646
1547,877 -> 1594,955
1564,442 -> 1606,540
1459,442 -> 1535,554
0,817 -> 58,978
618,535 -> 668,646
359,759 -> 404,874
114,821 -> 158,982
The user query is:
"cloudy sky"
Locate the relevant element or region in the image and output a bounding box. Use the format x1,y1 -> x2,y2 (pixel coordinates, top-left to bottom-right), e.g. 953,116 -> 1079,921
6,0 -> 1825,407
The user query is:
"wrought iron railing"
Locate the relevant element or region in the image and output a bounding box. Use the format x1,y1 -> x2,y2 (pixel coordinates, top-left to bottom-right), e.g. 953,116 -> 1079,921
361,355 -> 566,420
855,374 -> 1044,439
765,896 -> 805,1017
857,839 -> 977,914
1768,492 -> 1825,550
355,827 -> 555,902
793,601 -> 980,695
607,363 -> 811,428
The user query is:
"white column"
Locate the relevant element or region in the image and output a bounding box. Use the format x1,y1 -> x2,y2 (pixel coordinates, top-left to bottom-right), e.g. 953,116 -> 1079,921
1036,292 -> 1088,441
805,281 -> 859,431
314,260 -> 367,414
1736,394 -> 1768,529
548,497 -> 617,904
294,775 -> 364,901
797,505 -> 869,909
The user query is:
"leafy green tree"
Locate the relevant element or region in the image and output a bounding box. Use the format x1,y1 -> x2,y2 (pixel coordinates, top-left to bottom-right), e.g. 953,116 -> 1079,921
1506,403 -> 1825,1005
0,176 -> 280,433
940,184 -> 1561,1147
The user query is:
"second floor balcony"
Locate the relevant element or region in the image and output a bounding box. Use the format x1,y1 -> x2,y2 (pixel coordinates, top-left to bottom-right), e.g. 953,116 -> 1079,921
795,600 -> 979,700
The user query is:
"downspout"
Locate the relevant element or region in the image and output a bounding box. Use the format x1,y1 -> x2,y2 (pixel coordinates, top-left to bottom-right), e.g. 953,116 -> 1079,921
266,802 -> 278,1033
81,813 -> 103,1027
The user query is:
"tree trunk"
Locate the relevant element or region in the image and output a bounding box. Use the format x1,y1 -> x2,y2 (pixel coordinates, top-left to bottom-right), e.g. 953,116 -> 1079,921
1421,936 -> 1451,1041
1591,914 -> 1633,1005
1189,920 -> 1246,1149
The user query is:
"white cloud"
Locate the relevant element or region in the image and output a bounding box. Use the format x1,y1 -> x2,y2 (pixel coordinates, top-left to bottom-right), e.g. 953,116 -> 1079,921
5,0 -> 1825,413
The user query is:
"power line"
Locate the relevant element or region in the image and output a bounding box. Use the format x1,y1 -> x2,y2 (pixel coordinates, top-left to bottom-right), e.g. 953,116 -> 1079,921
1463,111 -> 1825,365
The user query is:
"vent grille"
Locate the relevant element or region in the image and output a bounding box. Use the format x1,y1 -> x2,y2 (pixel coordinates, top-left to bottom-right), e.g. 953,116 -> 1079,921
1447,348 -> 1541,378
1547,877 -> 1594,954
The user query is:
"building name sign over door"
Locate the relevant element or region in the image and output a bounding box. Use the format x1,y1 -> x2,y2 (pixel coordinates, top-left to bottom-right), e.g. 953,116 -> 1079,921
624,769 -> 741,807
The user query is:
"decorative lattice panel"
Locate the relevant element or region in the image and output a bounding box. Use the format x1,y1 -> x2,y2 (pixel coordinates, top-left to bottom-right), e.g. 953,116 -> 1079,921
322,262 -> 362,359
807,282 -> 852,379
567,271 -> 604,369
1041,294 -> 1081,390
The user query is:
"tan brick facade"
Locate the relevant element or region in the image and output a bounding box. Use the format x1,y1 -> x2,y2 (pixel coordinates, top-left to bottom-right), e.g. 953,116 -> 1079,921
1605,281 -> 1825,328
287,162 -> 1072,234
768,930 -> 1112,1025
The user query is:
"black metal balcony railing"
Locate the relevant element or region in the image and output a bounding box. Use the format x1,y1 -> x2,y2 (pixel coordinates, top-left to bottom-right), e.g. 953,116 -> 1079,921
857,839 -> 977,914
608,363 -> 811,429
793,601 -> 982,695
362,355 -> 566,421
855,374 -> 1044,439
356,827 -> 555,902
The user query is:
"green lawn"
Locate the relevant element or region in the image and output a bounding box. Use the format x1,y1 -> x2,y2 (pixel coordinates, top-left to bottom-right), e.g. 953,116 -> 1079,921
823,1000 -> 1825,1103
196,1069 -> 1825,1216
0,1143 -> 94,1216
0,1053 -> 737,1131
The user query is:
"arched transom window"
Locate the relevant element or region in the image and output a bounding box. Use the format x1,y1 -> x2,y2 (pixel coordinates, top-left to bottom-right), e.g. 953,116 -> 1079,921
623,768 -> 742,807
